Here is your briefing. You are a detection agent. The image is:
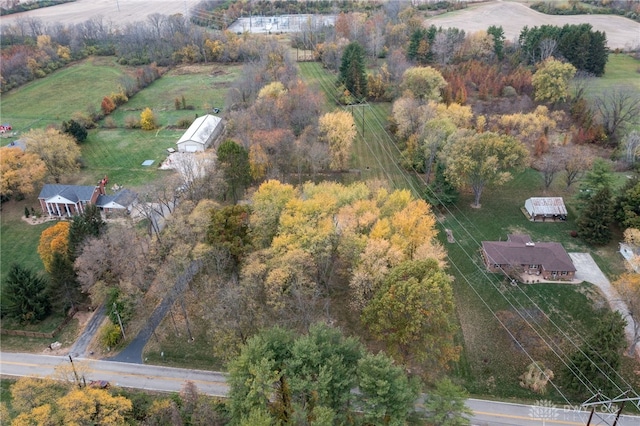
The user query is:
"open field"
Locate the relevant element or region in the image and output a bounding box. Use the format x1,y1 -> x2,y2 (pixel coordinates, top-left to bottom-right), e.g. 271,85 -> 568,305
0,0 -> 202,27
0,57 -> 128,132
427,1 -> 640,50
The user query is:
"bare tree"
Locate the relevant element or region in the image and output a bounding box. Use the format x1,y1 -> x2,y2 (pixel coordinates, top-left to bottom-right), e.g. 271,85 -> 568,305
536,154 -> 563,190
538,38 -> 557,62
594,85 -> 640,146
562,147 -> 592,188
624,131 -> 640,165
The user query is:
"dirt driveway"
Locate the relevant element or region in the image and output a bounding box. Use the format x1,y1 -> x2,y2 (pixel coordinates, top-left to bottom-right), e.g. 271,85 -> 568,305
427,1 -> 640,50
569,252 -> 637,357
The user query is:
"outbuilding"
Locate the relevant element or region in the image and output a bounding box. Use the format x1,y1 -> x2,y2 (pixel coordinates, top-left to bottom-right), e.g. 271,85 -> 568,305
176,114 -> 223,153
524,197 -> 567,222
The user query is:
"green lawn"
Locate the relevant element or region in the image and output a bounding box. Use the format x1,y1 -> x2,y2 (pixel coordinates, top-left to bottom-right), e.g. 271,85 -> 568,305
583,53 -> 640,98
0,57 -> 128,132
0,196 -> 55,282
77,128 -> 180,187
108,64 -> 242,129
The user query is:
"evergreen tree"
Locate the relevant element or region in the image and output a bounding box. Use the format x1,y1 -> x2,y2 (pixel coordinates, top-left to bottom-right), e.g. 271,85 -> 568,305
217,140 -> 251,204
577,158 -> 614,207
425,378 -> 473,426
425,161 -> 458,207
487,25 -> 505,60
48,252 -> 85,314
68,204 -> 106,260
615,176 -> 640,229
407,28 -> 428,62
561,311 -> 626,399
577,186 -> 614,245
338,42 -> 367,101
2,263 -> 50,323
61,119 -> 88,143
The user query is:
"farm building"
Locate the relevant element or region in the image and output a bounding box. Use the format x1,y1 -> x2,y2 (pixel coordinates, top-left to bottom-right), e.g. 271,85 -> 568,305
482,234 -> 576,282
38,178 -> 137,217
524,197 -> 567,222
176,114 -> 223,153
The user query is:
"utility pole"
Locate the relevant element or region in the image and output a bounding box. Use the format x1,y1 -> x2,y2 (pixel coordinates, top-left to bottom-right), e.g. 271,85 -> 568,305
68,355 -> 81,387
113,302 -> 126,340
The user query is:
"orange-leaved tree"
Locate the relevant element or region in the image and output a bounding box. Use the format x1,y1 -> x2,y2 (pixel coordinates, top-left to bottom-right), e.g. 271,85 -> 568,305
38,221 -> 70,273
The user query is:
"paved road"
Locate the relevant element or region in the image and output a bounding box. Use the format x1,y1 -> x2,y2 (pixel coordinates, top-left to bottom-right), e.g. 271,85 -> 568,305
107,259 -> 202,364
0,352 -> 227,397
68,304 -> 106,358
3,352 -> 640,425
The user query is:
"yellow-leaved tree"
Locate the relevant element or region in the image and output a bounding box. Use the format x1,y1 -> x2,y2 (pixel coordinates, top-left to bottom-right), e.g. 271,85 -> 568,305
56,388 -> 132,425
532,57 -> 576,103
318,110 -> 356,171
38,221 -> 70,273
0,147 -> 47,199
23,128 -> 80,183
140,107 -> 157,130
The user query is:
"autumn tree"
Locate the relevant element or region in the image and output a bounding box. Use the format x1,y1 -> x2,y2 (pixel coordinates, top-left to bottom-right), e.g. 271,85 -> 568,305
23,128 -> 80,183
250,180 -> 298,249
623,131 -> 640,165
2,263 -> 50,323
531,57 -> 576,104
38,221 -> 70,273
400,66 -> 447,102
536,154 -> 562,191
56,388 -> 132,425
318,110 -> 357,171
441,131 -> 529,208
140,107 -> 157,130
339,41 -> 368,100
10,376 -> 67,414
612,273 -> 640,356
206,205 -> 252,269
0,147 -> 46,199
576,186 -> 614,245
217,139 -> 251,203
362,259 -> 459,376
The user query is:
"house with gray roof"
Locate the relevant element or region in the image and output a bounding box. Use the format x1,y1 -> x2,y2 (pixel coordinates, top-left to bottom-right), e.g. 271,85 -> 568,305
176,114 -> 223,152
38,178 -> 137,217
482,234 -> 576,282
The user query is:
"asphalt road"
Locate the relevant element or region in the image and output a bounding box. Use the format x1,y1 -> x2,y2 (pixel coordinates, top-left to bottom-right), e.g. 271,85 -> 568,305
3,352 -> 640,425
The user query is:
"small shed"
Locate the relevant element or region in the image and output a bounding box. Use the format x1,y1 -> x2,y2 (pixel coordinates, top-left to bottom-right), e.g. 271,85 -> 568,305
524,197 -> 567,222
176,114 -> 223,153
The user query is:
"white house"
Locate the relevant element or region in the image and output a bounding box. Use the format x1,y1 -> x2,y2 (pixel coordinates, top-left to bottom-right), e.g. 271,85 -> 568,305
524,197 -> 567,222
176,114 -> 223,152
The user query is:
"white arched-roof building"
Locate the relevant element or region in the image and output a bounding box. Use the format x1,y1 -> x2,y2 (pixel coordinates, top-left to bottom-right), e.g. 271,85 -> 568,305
176,114 -> 223,153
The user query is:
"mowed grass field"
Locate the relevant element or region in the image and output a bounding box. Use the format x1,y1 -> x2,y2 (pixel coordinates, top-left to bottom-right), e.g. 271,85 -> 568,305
0,57 -> 128,131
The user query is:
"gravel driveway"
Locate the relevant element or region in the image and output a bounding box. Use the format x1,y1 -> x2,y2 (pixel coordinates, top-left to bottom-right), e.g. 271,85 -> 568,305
569,252 -> 637,357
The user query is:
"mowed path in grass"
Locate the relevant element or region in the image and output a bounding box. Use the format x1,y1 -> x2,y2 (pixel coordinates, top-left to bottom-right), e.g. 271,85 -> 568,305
297,62 -> 420,192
